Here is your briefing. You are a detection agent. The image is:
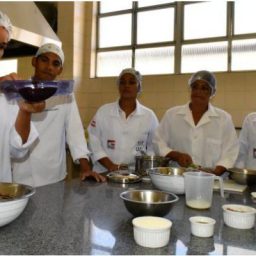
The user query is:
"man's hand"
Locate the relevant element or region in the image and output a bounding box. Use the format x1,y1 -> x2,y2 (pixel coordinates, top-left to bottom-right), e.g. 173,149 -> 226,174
166,151 -> 193,167
19,101 -> 45,113
80,169 -> 106,182
0,72 -> 19,81
213,165 -> 227,176
18,100 -> 46,113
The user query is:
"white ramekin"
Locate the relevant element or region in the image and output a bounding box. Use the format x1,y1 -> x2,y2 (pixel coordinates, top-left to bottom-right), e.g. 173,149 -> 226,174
189,216 -> 216,237
222,204 -> 256,229
132,216 -> 172,248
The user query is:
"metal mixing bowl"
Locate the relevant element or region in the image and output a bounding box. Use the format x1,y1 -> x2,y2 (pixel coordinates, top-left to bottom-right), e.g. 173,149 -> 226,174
228,168 -> 256,186
0,182 -> 35,227
120,189 -> 178,217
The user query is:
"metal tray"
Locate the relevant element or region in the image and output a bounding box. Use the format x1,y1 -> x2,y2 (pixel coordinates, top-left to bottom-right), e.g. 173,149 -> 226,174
106,171 -> 141,184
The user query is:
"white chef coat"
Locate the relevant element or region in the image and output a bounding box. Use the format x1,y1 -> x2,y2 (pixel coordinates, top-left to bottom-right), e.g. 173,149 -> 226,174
236,113 -> 256,170
153,103 -> 239,169
87,100 -> 159,173
12,93 -> 90,187
0,94 -> 38,182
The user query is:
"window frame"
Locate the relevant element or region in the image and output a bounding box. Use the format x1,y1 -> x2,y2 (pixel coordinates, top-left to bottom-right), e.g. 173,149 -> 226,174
96,1 -> 256,77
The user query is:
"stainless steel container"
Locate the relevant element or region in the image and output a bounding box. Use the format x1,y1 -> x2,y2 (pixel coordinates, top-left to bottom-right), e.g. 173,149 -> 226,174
228,168 -> 256,186
135,155 -> 169,176
120,189 -> 179,217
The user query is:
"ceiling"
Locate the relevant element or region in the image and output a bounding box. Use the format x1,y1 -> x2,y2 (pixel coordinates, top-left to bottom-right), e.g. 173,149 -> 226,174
3,2 -> 58,58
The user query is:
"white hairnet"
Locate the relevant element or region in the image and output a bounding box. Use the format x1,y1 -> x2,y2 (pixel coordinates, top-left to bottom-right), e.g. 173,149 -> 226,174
0,11 -> 12,41
35,43 -> 64,65
117,68 -> 142,93
188,70 -> 216,96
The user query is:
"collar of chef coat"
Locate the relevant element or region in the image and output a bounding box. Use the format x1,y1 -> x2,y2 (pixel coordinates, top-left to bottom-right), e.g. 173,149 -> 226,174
177,102 -> 219,128
111,99 -> 144,117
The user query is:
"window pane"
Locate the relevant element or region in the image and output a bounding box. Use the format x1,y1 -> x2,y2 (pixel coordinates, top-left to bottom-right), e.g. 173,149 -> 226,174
138,1 -> 174,7
232,39 -> 256,71
234,1 -> 256,35
182,42 -> 228,73
0,59 -> 17,76
137,8 -> 174,44
184,2 -> 226,40
97,50 -> 132,77
135,47 -> 174,75
100,2 -> 132,13
99,14 -> 131,48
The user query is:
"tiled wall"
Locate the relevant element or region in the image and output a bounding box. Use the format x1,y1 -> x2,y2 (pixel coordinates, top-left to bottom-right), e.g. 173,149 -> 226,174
18,2 -> 256,130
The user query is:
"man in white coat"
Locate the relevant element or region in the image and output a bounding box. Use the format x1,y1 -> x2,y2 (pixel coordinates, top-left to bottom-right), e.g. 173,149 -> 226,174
236,113 -> 256,170
153,70 -> 239,176
0,10 -> 45,182
87,68 -> 159,173
12,43 -> 105,187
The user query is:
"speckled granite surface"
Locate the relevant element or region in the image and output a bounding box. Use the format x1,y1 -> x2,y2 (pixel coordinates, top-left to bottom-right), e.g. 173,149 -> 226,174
0,178 -> 255,255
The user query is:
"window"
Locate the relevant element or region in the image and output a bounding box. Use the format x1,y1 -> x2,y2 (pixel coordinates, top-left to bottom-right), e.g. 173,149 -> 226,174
96,1 -> 256,77
0,59 -> 17,76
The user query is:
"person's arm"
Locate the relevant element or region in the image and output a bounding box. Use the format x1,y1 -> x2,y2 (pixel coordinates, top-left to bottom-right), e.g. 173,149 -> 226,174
214,114 -> 239,174
65,94 -> 105,182
166,151 -> 193,167
235,116 -> 249,168
87,108 -> 118,171
15,101 -> 45,144
0,72 -> 19,82
79,158 -> 106,182
145,112 -> 159,155
97,157 -> 119,172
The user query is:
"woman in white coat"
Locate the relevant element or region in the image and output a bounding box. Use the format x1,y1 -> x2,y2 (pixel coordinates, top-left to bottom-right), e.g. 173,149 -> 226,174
87,68 -> 159,173
153,70 -> 239,176
236,113 -> 256,170
0,11 -> 45,182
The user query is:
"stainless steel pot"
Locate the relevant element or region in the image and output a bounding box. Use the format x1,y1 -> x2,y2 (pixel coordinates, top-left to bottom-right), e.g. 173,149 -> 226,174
228,168 -> 256,186
135,155 -> 169,176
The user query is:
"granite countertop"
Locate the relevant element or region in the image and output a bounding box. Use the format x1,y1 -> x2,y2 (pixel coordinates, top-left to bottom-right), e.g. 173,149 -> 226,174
0,178 -> 255,255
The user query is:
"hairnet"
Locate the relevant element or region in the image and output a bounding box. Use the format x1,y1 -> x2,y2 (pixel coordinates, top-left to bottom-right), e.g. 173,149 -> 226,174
35,43 -> 64,65
0,11 -> 12,41
188,70 -> 217,96
117,68 -> 142,93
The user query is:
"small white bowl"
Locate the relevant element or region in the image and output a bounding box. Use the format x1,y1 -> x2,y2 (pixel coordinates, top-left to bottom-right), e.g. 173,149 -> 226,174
189,216 -> 216,237
132,216 -> 172,248
222,204 -> 256,229
251,192 -> 256,199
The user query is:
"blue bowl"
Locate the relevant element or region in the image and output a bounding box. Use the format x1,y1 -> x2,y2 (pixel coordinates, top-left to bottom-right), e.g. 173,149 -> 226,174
0,80 -> 74,102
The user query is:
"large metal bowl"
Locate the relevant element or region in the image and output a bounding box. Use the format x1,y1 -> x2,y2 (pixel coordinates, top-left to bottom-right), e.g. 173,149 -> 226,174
120,189 -> 178,217
0,182 -> 35,227
228,168 -> 256,186
149,167 -> 187,195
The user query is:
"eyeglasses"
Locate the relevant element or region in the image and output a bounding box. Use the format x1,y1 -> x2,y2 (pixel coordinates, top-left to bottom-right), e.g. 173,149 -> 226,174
0,42 -> 8,50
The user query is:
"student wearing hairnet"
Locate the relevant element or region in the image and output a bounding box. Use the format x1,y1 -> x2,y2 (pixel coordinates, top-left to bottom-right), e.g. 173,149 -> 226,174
0,11 -> 45,182
12,43 -> 105,187
236,113 -> 256,170
153,70 -> 239,175
87,68 -> 159,173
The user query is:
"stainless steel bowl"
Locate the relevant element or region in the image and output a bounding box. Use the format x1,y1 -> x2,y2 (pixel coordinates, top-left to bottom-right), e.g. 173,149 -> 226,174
120,189 -> 178,217
228,168 -> 256,186
0,182 -> 35,200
